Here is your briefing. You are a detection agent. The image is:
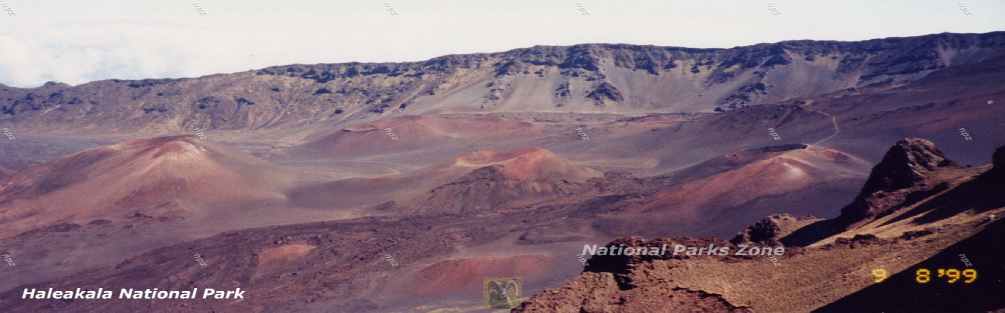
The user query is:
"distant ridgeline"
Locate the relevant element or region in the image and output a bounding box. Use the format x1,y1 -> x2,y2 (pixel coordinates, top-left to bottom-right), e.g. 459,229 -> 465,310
2,32 -> 1004,132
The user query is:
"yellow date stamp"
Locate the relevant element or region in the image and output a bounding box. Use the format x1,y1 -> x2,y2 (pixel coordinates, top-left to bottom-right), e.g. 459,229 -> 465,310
870,268 -> 977,284
915,268 -> 977,284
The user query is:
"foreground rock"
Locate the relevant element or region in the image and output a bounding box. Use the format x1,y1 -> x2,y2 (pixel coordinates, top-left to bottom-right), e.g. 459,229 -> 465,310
515,140 -> 1005,313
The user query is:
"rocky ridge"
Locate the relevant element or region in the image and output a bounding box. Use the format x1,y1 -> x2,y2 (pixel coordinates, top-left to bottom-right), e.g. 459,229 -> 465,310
515,140 -> 1005,313
2,32 -> 1004,133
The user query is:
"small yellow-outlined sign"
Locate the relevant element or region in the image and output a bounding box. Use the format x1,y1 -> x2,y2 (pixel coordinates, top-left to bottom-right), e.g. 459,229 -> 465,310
484,277 -> 521,309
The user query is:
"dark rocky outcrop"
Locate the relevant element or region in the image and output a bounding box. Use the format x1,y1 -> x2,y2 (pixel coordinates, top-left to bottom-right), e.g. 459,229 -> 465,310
782,138 -> 965,246
515,236 -> 751,313
4,32 -> 1004,131
859,138 -> 954,192
989,146 -> 1005,179
586,81 -> 625,104
730,213 -> 819,245
840,138 -> 957,222
518,139 -> 1003,313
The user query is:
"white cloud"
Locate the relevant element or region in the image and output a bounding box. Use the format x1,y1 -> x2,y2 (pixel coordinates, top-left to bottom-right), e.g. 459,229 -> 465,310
0,20 -> 269,87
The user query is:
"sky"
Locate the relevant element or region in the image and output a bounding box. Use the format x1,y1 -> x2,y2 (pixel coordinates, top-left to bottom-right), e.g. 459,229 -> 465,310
0,0 -> 1002,87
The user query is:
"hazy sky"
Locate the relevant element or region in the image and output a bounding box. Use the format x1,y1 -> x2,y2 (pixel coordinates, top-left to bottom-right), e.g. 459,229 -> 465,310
0,0 -> 1002,87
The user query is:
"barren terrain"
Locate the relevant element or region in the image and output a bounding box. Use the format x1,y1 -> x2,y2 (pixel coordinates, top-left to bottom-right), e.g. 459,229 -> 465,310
1,32 -> 1003,312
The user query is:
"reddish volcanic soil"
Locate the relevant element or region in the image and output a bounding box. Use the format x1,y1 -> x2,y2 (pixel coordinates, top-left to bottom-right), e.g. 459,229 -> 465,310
0,135 -> 296,237
0,32 -> 1003,313
395,254 -> 557,297
0,136 -> 358,293
292,114 -> 549,161
255,243 -> 318,276
588,144 -> 872,237
516,141 -> 1005,313
406,148 -> 603,214
452,148 -> 601,182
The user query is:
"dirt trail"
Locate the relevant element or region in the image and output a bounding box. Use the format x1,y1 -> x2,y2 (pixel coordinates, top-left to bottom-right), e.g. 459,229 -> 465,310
804,100 -> 841,145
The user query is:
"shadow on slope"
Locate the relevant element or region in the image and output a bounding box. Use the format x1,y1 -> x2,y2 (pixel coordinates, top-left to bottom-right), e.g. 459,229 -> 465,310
814,218 -> 1005,313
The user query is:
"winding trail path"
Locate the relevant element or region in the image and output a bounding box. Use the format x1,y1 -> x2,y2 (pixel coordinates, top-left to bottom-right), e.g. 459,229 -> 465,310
803,100 -> 841,145
667,100 -> 843,174
814,111 -> 841,145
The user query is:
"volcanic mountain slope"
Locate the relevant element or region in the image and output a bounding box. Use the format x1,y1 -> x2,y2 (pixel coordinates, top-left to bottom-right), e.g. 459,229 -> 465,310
0,142 -> 618,312
581,144 -> 871,238
276,92 -> 968,183
5,31 -> 1004,184
275,58 -> 1005,180
284,103 -> 841,179
2,32 -> 1005,135
286,146 -> 604,214
782,138 -> 966,245
774,43 -> 1005,165
318,141 -> 865,230
515,140 -> 1005,313
0,202 -> 600,313
0,143 -> 876,313
407,148 -> 602,214
291,114 -> 548,160
0,135 -> 299,238
0,136 -> 349,293
0,31 -> 1002,313
0,138 -> 994,313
